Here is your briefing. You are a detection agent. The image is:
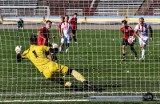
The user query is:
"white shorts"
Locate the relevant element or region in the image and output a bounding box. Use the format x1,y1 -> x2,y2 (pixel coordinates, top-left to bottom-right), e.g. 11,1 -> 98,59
139,37 -> 148,47
61,36 -> 70,43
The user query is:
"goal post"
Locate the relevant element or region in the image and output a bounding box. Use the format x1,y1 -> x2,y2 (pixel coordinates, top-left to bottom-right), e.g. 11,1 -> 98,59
0,6 -> 50,24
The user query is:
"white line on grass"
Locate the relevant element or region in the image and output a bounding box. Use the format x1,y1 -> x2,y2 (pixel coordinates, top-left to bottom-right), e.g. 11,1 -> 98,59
0,91 -> 159,96
0,99 -> 89,102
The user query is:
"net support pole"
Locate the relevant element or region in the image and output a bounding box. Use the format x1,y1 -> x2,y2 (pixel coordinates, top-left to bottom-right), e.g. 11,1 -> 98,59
89,96 -> 144,102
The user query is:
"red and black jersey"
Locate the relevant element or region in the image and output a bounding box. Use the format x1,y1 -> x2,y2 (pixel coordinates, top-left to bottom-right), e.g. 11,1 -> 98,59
38,26 -> 50,45
58,22 -> 64,29
120,26 -> 134,40
70,17 -> 77,30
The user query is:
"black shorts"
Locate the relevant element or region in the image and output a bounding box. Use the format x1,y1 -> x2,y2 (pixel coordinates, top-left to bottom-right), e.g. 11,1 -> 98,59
71,30 -> 77,35
122,39 -> 134,46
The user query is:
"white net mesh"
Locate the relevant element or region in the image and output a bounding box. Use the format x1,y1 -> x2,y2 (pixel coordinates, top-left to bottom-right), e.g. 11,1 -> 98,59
0,0 -> 160,102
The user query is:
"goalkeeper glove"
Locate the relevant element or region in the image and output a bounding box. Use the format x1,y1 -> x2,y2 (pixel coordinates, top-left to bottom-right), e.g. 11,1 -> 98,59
15,46 -> 22,54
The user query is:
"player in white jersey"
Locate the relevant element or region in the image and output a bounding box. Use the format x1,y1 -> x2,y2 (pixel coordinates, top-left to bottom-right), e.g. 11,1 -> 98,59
59,15 -> 71,53
134,17 -> 153,61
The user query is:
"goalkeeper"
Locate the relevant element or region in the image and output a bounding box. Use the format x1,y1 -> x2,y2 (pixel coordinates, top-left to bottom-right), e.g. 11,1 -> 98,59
15,35 -> 98,91
17,18 -> 24,29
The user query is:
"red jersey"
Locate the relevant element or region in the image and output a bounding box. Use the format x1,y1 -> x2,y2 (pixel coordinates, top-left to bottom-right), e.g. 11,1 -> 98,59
38,26 -> 50,46
70,17 -> 77,30
58,22 -> 63,29
120,26 -> 134,40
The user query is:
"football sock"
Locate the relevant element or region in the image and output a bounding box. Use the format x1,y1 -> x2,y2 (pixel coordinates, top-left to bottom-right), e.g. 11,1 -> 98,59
142,49 -> 145,59
131,46 -> 137,57
66,48 -> 69,53
123,53 -> 126,57
71,70 -> 85,82
59,46 -> 62,52
73,36 -> 77,42
64,81 -> 72,87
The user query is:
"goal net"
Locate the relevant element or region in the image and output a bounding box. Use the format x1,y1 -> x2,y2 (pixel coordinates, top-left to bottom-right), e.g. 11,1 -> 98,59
0,0 -> 160,102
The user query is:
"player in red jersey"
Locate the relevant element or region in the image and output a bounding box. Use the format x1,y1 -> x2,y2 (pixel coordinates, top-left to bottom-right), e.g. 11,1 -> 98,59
120,20 -> 137,61
58,16 -> 64,52
69,13 -> 78,43
37,20 -> 56,46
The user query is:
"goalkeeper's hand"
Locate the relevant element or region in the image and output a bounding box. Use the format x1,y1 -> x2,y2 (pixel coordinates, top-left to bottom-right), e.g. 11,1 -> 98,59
15,46 -> 22,54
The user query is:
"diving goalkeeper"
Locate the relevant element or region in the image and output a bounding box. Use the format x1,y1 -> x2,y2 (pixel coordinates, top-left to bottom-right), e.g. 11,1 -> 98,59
15,35 -> 98,91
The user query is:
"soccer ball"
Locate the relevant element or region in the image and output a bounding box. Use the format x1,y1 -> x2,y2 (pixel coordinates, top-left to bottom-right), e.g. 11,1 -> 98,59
52,43 -> 59,49
128,36 -> 135,44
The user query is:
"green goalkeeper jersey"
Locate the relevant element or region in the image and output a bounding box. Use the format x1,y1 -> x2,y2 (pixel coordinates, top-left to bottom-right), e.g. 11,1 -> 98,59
17,20 -> 24,28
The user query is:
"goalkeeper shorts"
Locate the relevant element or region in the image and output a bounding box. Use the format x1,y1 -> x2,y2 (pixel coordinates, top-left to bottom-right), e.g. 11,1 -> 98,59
41,61 -> 69,79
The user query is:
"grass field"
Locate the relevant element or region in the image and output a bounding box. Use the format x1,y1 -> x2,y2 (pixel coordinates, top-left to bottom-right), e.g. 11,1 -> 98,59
0,28 -> 160,103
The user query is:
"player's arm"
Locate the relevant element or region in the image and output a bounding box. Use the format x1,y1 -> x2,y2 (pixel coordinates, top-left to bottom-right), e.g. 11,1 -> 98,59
134,30 -> 140,39
134,29 -> 144,44
69,18 -> 72,23
58,28 -> 61,38
149,25 -> 153,41
134,25 -> 141,39
48,33 -> 57,39
43,45 -> 59,60
15,46 -> 29,62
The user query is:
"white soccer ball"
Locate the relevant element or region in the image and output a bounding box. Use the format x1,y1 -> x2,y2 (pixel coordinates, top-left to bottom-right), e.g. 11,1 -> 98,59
52,43 -> 59,49
128,36 -> 135,44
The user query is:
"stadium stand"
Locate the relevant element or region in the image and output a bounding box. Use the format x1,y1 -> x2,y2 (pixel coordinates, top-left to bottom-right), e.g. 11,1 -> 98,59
0,0 -> 38,6
137,0 -> 160,15
0,0 -> 159,16
0,0 -> 41,16
94,0 -> 144,16
38,0 -> 93,16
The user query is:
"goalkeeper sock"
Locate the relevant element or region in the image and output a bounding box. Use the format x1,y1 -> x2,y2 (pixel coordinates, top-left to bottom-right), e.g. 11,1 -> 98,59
71,70 -> 85,82
142,49 -> 145,59
64,81 -> 72,87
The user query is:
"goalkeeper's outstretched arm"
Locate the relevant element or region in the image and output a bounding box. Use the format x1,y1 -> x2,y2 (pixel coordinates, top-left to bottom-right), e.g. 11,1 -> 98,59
15,46 -> 23,62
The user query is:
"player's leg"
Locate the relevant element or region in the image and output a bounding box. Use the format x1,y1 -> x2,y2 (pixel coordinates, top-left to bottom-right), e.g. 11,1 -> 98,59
44,62 -> 100,91
139,39 -> 147,61
72,30 -> 78,43
42,63 -> 80,91
130,44 -> 137,59
122,39 -> 127,60
141,44 -> 146,61
67,68 -> 100,91
59,38 -> 64,52
50,74 -> 81,91
54,63 -> 100,91
65,36 -> 70,53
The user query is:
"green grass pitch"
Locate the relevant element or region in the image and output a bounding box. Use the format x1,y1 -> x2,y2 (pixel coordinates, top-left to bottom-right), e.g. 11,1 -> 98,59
0,29 -> 160,103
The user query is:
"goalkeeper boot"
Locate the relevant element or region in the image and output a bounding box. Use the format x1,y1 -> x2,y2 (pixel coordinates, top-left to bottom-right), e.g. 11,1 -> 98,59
70,84 -> 83,92
83,80 -> 102,92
